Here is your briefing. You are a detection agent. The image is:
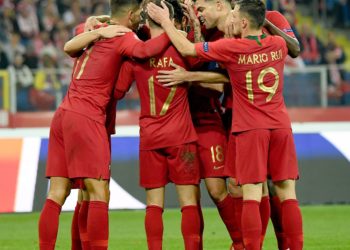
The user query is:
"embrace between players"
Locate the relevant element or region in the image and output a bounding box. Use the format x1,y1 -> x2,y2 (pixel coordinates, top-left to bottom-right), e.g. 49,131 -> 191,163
38,0 -> 303,250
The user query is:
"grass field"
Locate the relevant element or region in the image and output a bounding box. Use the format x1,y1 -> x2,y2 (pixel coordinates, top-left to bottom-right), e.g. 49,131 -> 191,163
1,205 -> 350,249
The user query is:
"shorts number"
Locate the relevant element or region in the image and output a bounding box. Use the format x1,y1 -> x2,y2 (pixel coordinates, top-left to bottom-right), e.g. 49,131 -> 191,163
148,76 -> 177,116
210,145 -> 224,163
245,67 -> 279,103
73,47 -> 93,79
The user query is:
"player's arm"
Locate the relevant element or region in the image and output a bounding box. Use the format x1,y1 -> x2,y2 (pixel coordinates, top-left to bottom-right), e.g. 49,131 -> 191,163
114,60 -> 135,100
181,0 -> 204,42
198,83 -> 224,93
263,19 -> 300,58
64,25 -> 131,57
157,61 -> 229,86
122,32 -> 171,59
147,2 -> 196,56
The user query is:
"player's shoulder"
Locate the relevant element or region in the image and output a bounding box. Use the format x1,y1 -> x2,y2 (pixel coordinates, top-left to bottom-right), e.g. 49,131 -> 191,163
99,31 -> 138,44
266,10 -> 285,21
267,35 -> 286,45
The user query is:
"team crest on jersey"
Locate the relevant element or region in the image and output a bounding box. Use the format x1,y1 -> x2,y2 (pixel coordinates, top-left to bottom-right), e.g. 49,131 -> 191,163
181,147 -> 195,164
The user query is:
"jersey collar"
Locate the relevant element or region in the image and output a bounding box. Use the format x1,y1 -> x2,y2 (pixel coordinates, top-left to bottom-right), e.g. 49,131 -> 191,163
245,34 -> 267,46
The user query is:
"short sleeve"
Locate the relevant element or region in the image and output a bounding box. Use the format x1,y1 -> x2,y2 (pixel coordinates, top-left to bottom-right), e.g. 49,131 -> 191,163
195,39 -> 235,63
266,11 -> 296,38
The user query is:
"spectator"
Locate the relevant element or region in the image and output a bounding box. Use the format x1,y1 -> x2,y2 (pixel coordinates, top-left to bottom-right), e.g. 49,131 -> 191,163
23,42 -> 39,69
33,47 -> 61,110
62,1 -> 83,28
299,23 -> 322,65
8,53 -> 34,111
333,0 -> 350,28
0,42 -> 9,69
324,32 -> 350,104
279,0 -> 297,18
40,0 -> 60,33
33,31 -> 53,57
16,1 -> 39,43
0,32 -> 26,67
0,1 -> 18,43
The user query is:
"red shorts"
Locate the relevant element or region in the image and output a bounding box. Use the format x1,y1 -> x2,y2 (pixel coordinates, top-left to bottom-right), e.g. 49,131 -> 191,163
196,126 -> 228,178
46,109 -> 111,182
235,129 -> 298,185
139,142 -> 200,188
223,133 -> 236,178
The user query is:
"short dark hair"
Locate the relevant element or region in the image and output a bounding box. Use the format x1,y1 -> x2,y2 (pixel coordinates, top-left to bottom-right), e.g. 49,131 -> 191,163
166,0 -> 184,25
235,0 -> 265,29
110,0 -> 139,17
141,0 -> 174,28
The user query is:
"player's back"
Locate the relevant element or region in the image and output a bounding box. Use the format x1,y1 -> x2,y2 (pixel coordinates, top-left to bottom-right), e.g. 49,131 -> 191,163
133,45 -> 197,150
61,35 -> 129,125
226,35 -> 290,132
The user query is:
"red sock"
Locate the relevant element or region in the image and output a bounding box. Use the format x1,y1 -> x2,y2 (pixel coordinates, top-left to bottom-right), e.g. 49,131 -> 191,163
79,201 -> 90,250
145,205 -> 163,250
181,205 -> 201,250
72,202 -> 82,250
232,197 -> 244,250
216,195 -> 243,249
241,200 -> 261,250
197,204 -> 204,249
281,199 -> 303,250
260,196 -> 270,247
38,199 -> 62,250
87,201 -> 108,250
270,195 -> 288,250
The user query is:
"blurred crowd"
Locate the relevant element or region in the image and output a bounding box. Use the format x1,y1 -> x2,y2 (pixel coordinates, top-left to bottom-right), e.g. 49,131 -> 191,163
0,0 -> 349,111
0,0 -> 110,111
318,0 -> 350,28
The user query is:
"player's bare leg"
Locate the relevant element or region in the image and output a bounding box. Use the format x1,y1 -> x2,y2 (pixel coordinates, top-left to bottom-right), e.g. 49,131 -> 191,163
227,177 -> 244,250
39,177 -> 71,250
241,183 -> 263,250
176,184 -> 201,250
205,178 -> 243,250
145,187 -> 165,250
84,178 -> 109,250
205,177 -> 228,203
71,189 -> 83,250
273,180 -> 303,250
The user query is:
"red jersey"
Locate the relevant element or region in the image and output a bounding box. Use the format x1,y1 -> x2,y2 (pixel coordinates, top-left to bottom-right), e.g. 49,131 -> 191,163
116,46 -> 198,150
223,11 -> 297,109
60,32 -> 169,125
188,29 -> 225,128
264,11 -> 296,38
195,35 -> 290,132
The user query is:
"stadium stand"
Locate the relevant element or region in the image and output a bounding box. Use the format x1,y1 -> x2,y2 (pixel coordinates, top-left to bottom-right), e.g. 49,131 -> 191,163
0,0 -> 349,122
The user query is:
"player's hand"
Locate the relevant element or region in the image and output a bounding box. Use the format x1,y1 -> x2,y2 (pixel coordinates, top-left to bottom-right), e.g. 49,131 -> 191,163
157,62 -> 188,87
181,0 -> 199,26
147,1 -> 170,26
85,16 -> 103,31
224,10 -> 235,38
97,25 -> 131,39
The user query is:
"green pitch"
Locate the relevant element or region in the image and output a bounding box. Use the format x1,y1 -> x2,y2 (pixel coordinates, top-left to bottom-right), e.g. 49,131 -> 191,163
1,205 -> 349,249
